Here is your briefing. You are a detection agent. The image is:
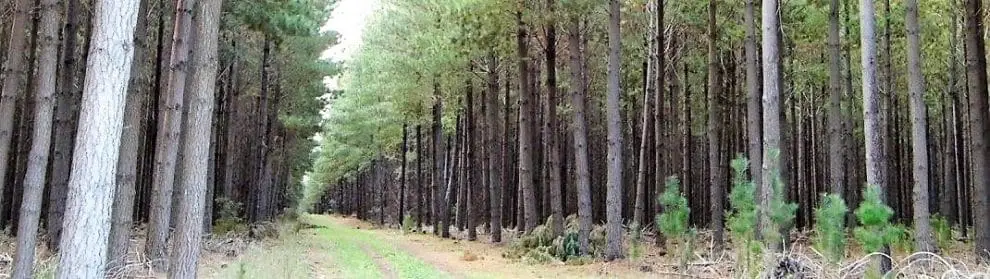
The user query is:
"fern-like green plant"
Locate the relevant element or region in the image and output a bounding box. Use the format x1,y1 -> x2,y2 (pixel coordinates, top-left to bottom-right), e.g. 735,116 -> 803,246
657,176 -> 693,270
853,184 -> 904,253
726,156 -> 761,276
814,193 -> 849,264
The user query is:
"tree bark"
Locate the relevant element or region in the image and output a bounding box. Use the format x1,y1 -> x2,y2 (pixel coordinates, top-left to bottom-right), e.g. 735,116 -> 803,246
827,0 -> 845,196
168,0 -> 220,275
516,1 -> 538,233
47,0 -> 82,248
860,0 -> 892,270
760,0 -> 782,249
544,0 -> 563,237
0,0 -> 33,226
146,0 -> 195,269
963,0 -> 990,259
745,0 -> 762,197
107,0 -> 150,269
604,0 -> 625,261
904,0 -> 934,253
11,0 -> 61,275
486,56 -> 503,243
399,123 -> 408,223
567,15 -> 592,255
55,0 -> 141,275
706,0 -> 724,250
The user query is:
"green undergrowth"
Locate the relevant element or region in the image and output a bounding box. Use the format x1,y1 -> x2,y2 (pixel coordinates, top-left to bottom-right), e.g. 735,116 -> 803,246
504,215 -> 603,265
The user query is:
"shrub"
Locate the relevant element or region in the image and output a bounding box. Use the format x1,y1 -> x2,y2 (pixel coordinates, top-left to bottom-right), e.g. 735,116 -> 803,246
853,184 -> 904,253
726,156 -> 761,276
814,193 -> 848,264
657,176 -> 694,270
401,214 -> 416,234
932,215 -> 953,250
763,149 -> 797,249
628,222 -> 644,259
215,197 -> 248,235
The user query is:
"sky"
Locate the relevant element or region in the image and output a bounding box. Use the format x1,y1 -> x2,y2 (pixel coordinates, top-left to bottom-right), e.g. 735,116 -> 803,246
321,0 -> 380,63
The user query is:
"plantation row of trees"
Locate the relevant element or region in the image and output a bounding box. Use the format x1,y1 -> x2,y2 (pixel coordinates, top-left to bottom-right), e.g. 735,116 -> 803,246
306,0 -> 990,266
0,0 -> 334,276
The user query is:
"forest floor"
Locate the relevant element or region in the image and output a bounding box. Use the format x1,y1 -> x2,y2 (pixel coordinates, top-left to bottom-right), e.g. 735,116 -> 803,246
0,215 -> 985,278
199,215 -> 990,278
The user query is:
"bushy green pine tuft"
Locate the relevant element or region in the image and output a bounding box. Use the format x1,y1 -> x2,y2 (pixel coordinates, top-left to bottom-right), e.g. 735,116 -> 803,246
726,156 -> 761,275
763,149 -> 798,248
814,193 -> 848,264
853,185 -> 904,253
657,176 -> 693,269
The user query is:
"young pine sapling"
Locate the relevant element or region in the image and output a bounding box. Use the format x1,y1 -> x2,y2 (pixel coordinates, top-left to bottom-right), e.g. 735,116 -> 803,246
813,193 -> 848,264
726,156 -> 761,276
657,176 -> 694,270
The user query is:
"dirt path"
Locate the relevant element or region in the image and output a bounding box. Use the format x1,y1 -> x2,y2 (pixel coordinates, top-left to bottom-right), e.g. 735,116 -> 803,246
315,215 -> 650,279
360,244 -> 399,279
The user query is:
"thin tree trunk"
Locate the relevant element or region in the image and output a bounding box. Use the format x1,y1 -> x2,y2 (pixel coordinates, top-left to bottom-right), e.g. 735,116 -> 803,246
432,83 -> 444,236
47,0 -> 82,248
760,0 -> 783,250
745,0 -> 762,197
904,0 -> 933,252
545,0 -> 563,237
146,0 -> 195,269
604,0 -> 625,261
55,0 -> 141,275
941,13 -> 960,223
827,0 -> 845,196
0,0 -> 33,226
567,16 -> 592,255
634,0 -> 657,227
860,0 -> 892,271
399,123 -> 408,223
706,0 -> 724,250
487,56 -> 503,243
11,0 -> 61,275
516,0 -> 537,233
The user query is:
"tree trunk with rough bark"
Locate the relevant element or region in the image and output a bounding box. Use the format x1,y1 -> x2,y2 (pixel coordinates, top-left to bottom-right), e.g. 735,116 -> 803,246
55,0 -> 141,275
604,0 -> 625,261
146,0 -> 195,269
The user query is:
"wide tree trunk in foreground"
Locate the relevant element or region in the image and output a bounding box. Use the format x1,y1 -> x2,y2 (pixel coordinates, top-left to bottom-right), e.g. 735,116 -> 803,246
706,0 -> 724,250
904,0 -> 934,253
604,0 -> 625,261
963,0 -> 990,259
169,0 -> 221,275
12,0 -> 62,275
146,0 -> 196,269
56,0 -> 141,275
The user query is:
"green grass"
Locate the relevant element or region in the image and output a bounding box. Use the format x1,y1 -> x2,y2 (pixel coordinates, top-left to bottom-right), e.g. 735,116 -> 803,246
214,215 -> 444,279
307,215 -> 446,279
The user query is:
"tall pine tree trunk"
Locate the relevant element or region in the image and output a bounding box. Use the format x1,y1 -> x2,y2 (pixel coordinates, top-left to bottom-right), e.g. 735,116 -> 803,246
706,0 -> 724,250
169,0 -> 221,275
827,0 -> 845,196
904,0 -> 934,252
146,0 -> 195,269
567,15 -> 592,255
963,0 -> 990,259
55,0 -> 141,275
47,0 -> 82,248
860,0 -> 893,270
0,0 -> 33,225
107,0 -> 150,269
604,0 -> 625,260
516,1 -> 537,233
11,0 -> 61,275
544,0 -> 563,237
